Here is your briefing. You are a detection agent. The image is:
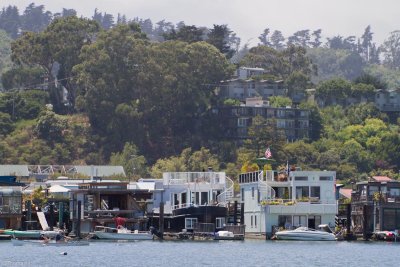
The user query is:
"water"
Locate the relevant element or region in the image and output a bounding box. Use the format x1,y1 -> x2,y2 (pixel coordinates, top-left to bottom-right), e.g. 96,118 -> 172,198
1,240 -> 399,267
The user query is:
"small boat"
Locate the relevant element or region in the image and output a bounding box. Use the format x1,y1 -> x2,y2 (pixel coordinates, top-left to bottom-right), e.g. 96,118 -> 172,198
273,225 -> 336,241
4,230 -> 60,239
214,230 -> 244,240
93,226 -> 153,240
11,238 -> 90,246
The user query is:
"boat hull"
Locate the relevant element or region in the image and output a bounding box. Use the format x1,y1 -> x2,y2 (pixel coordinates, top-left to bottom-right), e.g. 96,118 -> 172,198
94,231 -> 153,240
11,239 -> 90,246
275,231 -> 336,241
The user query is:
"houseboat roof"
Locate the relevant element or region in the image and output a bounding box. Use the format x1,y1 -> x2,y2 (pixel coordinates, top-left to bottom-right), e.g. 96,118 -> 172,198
0,165 -> 29,177
371,176 -> 393,182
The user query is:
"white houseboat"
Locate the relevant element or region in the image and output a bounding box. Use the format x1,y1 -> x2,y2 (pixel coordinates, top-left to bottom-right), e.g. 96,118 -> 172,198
239,169 -> 337,238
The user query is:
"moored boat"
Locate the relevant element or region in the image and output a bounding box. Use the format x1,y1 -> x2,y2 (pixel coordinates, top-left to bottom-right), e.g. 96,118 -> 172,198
92,226 -> 153,240
4,230 -> 60,239
11,238 -> 90,246
273,225 -> 336,241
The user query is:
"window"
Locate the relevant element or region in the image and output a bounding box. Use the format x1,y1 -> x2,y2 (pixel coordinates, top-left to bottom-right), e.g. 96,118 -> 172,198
295,176 -> 308,181
250,215 -> 253,227
293,215 -> 307,227
369,186 -> 379,196
278,215 -> 292,228
319,176 -> 333,181
216,217 -> 225,229
254,215 -> 257,227
185,218 -> 198,230
252,187 -> 255,199
310,187 -> 320,198
296,186 -> 309,199
241,188 -> 244,201
389,188 -> 400,196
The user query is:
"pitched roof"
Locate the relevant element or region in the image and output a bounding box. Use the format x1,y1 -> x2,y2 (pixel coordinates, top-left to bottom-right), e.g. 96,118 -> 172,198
340,188 -> 352,199
372,176 -> 392,182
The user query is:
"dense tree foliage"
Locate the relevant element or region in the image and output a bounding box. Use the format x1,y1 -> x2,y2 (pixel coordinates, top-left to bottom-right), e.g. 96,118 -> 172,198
0,4 -> 399,183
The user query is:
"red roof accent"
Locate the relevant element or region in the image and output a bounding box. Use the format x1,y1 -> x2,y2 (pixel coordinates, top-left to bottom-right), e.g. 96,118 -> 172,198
340,189 -> 352,199
372,176 -> 393,182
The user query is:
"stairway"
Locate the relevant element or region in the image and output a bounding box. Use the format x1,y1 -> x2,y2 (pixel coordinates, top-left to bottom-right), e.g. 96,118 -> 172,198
258,171 -> 275,201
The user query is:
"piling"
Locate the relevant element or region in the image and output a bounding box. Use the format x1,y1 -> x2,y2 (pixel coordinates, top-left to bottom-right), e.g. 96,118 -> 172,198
240,203 -> 244,225
362,204 -> 368,240
159,202 -> 164,240
77,201 -> 81,238
49,203 -> 54,231
59,202 -> 64,229
233,201 -> 238,225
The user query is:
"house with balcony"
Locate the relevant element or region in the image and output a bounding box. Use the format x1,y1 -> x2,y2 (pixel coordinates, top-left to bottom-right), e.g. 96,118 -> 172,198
375,88 -> 400,112
147,171 -> 234,233
239,169 -> 337,238
218,98 -> 310,142
69,181 -> 152,234
351,176 -> 400,238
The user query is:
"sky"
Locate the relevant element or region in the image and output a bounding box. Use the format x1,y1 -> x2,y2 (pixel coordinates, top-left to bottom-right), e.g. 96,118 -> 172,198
5,0 -> 400,47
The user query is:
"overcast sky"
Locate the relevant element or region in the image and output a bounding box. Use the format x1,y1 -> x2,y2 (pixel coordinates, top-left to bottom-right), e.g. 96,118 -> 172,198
5,0 -> 400,46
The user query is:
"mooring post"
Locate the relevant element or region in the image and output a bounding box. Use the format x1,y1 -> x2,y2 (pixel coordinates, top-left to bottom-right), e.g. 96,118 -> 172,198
362,204 -> 368,240
240,202 -> 244,225
59,202 -> 64,229
159,202 -> 164,240
77,201 -> 81,238
233,201 -> 238,225
49,203 -> 54,231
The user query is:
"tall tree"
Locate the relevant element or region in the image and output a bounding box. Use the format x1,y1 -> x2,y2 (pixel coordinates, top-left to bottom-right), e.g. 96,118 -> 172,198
381,30 -> 400,69
0,5 -> 20,38
258,28 -> 271,46
11,16 -> 100,112
270,30 -> 285,50
287,30 -> 310,47
310,29 -> 322,48
20,3 -> 52,33
164,25 -> 203,43
360,25 -> 373,62
206,24 -> 235,59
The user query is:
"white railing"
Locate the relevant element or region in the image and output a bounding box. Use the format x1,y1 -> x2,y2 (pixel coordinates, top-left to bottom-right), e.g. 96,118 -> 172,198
217,176 -> 234,205
258,171 -> 276,200
164,172 -> 225,185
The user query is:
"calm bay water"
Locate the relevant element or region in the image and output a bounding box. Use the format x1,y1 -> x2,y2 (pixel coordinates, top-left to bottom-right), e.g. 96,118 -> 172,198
1,239 -> 399,267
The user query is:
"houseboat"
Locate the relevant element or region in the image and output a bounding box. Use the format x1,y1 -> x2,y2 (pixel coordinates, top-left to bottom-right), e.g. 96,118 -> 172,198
146,171 -> 244,239
239,169 -> 337,238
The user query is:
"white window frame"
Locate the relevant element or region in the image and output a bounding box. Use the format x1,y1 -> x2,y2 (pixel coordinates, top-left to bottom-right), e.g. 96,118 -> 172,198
185,218 -> 198,230
216,217 -> 225,229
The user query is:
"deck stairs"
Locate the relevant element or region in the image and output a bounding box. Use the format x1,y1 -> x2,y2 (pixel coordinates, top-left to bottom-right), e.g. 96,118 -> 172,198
258,171 -> 275,201
217,176 -> 234,206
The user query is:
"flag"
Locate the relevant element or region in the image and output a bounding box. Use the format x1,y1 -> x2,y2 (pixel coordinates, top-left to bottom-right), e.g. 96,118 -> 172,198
264,147 -> 272,159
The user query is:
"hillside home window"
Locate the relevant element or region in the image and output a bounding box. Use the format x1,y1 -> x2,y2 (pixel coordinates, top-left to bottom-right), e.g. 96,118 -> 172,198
368,186 -> 379,196
216,217 -> 225,229
238,118 -> 248,127
185,218 -> 198,230
389,188 -> 400,197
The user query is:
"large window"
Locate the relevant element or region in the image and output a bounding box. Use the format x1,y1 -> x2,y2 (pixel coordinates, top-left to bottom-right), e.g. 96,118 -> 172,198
216,217 -> 225,229
310,187 -> 320,198
251,187 -> 255,199
278,215 -> 292,228
185,218 -> 198,230
296,186 -> 309,199
241,188 -> 244,201
293,215 -> 307,228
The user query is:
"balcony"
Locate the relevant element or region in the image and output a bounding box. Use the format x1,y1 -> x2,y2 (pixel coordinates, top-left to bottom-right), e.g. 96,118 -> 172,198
351,193 -> 400,204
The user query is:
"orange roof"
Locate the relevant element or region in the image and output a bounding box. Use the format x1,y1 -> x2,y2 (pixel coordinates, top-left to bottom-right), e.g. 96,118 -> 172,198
340,188 -> 352,199
372,176 -> 393,182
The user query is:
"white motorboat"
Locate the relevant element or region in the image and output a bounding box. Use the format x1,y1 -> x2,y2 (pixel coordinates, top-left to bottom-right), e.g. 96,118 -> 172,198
273,225 -> 336,241
93,226 -> 153,240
